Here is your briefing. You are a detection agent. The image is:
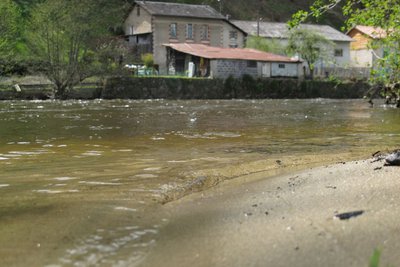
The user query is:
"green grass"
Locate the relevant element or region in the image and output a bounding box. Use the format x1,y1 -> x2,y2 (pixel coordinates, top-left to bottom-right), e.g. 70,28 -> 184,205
370,248 -> 394,267
370,249 -> 381,267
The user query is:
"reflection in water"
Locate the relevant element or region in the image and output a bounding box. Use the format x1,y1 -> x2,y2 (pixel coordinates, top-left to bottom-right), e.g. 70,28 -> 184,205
0,99 -> 399,266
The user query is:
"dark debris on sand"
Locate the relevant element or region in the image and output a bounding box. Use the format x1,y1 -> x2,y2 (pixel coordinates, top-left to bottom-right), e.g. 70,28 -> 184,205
371,149 -> 400,166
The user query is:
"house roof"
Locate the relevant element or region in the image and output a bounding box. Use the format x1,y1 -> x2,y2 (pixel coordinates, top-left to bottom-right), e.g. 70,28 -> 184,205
164,43 -> 301,63
347,25 -> 387,39
135,1 -> 225,20
231,20 -> 354,42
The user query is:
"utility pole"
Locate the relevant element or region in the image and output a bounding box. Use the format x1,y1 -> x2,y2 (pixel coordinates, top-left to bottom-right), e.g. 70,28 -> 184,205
217,0 -> 222,13
257,18 -> 262,36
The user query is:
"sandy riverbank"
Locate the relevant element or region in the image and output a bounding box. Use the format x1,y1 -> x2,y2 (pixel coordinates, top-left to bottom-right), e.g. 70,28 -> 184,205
138,157 -> 400,267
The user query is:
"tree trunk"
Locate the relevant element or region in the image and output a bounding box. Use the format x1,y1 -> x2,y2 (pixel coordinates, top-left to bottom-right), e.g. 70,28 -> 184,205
54,83 -> 69,100
309,67 -> 314,80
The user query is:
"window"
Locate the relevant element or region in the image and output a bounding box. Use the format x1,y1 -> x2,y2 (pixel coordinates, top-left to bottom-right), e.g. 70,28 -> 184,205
186,24 -> 193,39
229,30 -> 238,48
229,30 -> 238,39
334,49 -> 343,57
137,6 -> 140,16
130,25 -> 134,35
201,25 -> 209,41
278,64 -> 285,69
247,61 -> 257,68
170,23 -> 177,39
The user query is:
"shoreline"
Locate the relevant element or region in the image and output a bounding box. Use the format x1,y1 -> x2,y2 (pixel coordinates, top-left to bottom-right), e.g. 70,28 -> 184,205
159,150 -> 380,203
138,157 -> 400,267
0,76 -> 370,100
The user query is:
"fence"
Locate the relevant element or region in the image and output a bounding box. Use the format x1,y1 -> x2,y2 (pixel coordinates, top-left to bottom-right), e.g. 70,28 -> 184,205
313,67 -> 371,80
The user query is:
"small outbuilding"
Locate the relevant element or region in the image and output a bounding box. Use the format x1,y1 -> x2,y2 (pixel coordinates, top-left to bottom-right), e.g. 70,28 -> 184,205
164,43 -> 302,79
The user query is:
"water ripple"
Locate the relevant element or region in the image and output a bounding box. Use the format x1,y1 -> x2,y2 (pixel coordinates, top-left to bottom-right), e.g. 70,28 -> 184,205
55,226 -> 158,267
81,151 -> 103,156
34,189 -> 79,194
114,207 -> 137,212
78,181 -> 123,186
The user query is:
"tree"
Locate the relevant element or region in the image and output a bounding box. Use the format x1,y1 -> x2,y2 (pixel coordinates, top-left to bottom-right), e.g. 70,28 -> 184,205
246,35 -> 287,55
286,29 -> 334,79
27,0 -> 125,99
290,0 -> 400,106
13,0 -> 42,18
0,0 -> 22,60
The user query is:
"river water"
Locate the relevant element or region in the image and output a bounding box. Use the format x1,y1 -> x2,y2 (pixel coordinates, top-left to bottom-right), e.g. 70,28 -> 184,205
0,99 -> 399,266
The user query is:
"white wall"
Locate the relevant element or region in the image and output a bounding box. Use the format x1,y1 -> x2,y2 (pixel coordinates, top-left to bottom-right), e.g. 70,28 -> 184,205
350,49 -> 373,67
350,47 -> 384,67
332,41 -> 351,67
262,37 -> 352,68
271,63 -> 299,77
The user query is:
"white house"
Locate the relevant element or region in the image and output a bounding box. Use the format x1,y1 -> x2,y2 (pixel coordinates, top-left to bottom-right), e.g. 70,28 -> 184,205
231,21 -> 354,76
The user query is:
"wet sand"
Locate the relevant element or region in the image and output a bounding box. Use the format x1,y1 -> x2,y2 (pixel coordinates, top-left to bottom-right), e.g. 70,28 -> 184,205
139,158 -> 400,267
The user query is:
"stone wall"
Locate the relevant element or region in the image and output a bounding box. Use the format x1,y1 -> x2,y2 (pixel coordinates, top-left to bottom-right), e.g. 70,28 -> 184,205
211,60 -> 259,79
0,77 -> 371,100
102,76 -> 371,99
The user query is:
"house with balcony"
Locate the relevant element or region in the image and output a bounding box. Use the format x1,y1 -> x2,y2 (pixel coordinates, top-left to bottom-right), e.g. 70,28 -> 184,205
124,1 -> 246,75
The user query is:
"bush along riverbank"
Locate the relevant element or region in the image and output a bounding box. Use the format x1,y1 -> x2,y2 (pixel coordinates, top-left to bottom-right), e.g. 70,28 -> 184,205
0,76 -> 371,100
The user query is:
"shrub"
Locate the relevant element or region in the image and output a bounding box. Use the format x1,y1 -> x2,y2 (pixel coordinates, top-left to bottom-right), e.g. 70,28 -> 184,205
141,53 -> 154,69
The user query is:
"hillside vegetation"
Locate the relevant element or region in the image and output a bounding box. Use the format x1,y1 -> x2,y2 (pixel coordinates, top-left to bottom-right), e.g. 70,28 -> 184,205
13,0 -> 346,29
161,0 -> 347,29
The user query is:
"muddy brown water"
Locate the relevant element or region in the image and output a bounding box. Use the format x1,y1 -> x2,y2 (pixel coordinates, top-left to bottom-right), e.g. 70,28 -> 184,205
0,99 -> 399,266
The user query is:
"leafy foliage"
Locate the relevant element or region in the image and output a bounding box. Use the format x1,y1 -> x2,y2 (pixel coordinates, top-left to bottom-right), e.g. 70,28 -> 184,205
13,0 -> 43,17
0,0 -> 23,61
246,36 -> 287,55
141,53 -> 154,69
286,29 -> 334,78
26,0 -> 125,98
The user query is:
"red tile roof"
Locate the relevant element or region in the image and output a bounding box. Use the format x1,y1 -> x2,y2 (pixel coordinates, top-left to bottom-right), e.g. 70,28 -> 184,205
164,43 -> 301,63
350,25 -> 387,39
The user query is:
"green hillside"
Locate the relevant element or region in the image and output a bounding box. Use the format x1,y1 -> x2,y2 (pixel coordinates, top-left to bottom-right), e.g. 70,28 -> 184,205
12,0 -> 346,30
162,0 -> 347,29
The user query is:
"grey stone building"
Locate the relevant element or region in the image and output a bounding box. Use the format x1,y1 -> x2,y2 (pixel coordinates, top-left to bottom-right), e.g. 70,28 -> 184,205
124,1 -> 246,75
